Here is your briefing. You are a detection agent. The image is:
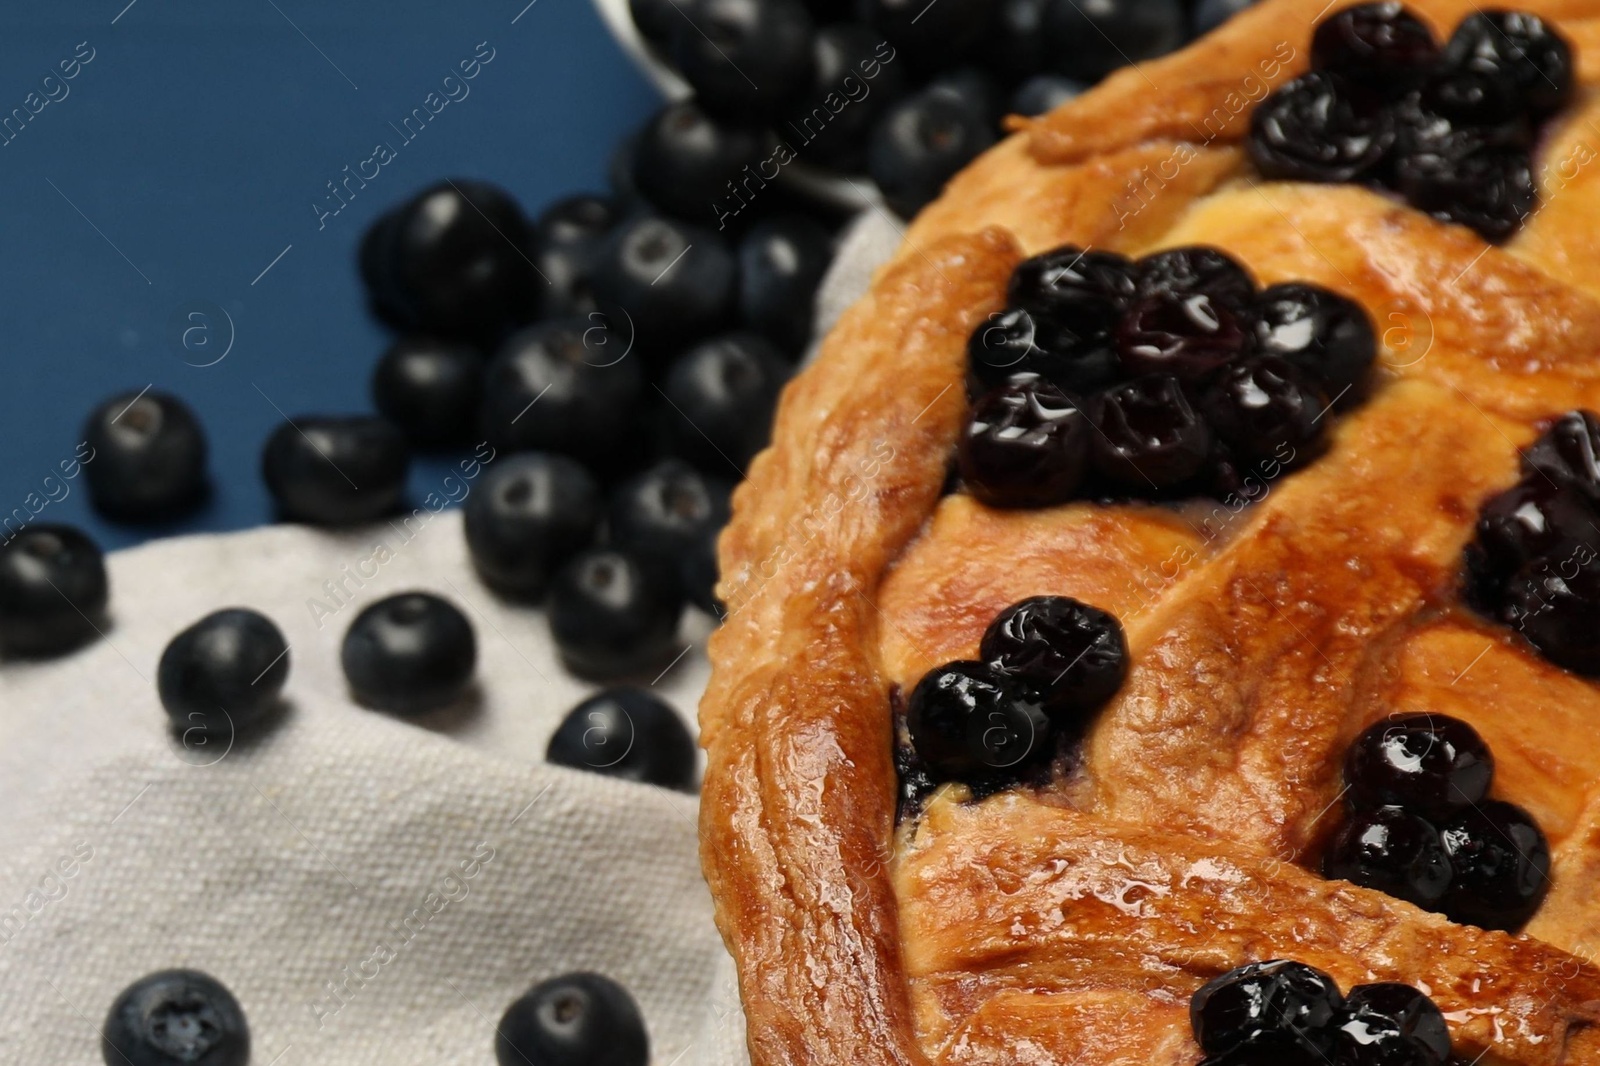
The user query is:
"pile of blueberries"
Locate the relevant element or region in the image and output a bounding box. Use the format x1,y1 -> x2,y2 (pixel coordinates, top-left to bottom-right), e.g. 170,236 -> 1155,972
1191,959 -> 1454,1066
1323,713 -> 1549,933
622,0 -> 1260,219
960,243 -> 1377,507
103,967 -> 649,1066
1250,3 -> 1572,243
1468,410 -> 1600,676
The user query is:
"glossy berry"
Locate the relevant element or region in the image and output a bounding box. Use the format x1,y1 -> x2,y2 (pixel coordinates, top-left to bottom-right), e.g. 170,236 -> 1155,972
785,23 -> 907,169
480,320 -> 645,474
858,0 -> 991,70
608,460 -> 730,600
1440,10 -> 1573,116
958,380 -> 1091,508
905,661 -> 1052,782
0,524 -> 108,657
1394,145 -> 1535,244
1010,74 -> 1086,118
1470,480 -> 1595,585
737,215 -> 832,356
662,333 -> 791,473
531,195 -> 620,320
590,215 -> 736,355
1310,3 -> 1438,91
464,453 -> 602,602
979,596 -> 1128,721
261,416 -> 409,526
82,390 -> 208,522
1249,71 -> 1394,184
868,86 -> 996,219
1501,552 -> 1600,675
547,688 -> 697,790
1192,0 -> 1258,37
1010,246 -> 1137,332
1090,375 -> 1213,490
158,609 -> 289,734
372,337 -> 485,449
1344,714 -> 1493,819
495,972 -> 649,1066
670,0 -> 815,123
968,307 -> 1120,397
1323,805 -> 1453,910
1331,983 -> 1452,1066
632,100 -> 765,225
1438,799 -> 1550,930
1136,246 -> 1255,308
1190,959 -> 1343,1059
1043,0 -> 1186,83
1417,67 -> 1528,129
1251,283 -> 1377,401
1522,410 -> 1600,502
549,548 -> 684,678
103,969 -> 249,1066
1117,293 -> 1254,381
341,592 -> 477,716
1201,356 -> 1327,467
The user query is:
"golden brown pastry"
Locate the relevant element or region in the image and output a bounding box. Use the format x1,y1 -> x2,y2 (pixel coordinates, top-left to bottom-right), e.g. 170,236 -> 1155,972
699,2 -> 1600,1064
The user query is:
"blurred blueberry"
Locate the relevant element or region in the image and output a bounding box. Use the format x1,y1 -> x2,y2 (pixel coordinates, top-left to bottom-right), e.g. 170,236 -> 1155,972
1010,74 -> 1087,117
633,99 -> 766,227
662,332 -> 792,473
784,22 -> 908,170
372,338 -> 485,450
738,214 -> 833,355
590,214 -> 737,358
1044,0 -> 1186,83
868,85 -> 997,218
670,0 -> 816,123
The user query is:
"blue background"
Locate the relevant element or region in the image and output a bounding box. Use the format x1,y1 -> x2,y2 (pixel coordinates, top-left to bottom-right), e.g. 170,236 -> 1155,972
0,0 -> 660,550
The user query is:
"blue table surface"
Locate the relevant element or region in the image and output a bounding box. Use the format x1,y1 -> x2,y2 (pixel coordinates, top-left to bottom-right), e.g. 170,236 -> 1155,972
0,0 -> 662,551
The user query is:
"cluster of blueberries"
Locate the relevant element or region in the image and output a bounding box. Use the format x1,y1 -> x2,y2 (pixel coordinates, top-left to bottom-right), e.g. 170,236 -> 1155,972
623,0 -> 1260,219
960,244 -> 1377,508
103,967 -> 648,1066
1250,3 -> 1573,243
1324,714 -> 1549,933
1468,410 -> 1600,677
1191,959 -> 1453,1066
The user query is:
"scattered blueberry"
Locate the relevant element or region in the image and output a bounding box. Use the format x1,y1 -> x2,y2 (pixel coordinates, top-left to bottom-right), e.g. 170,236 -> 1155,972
261,415 -> 409,526
1522,410 -> 1600,502
1090,374 -> 1213,490
905,660 -> 1051,782
1192,0 -> 1258,37
1248,71 -> 1395,184
590,214 -> 737,356
1323,805 -> 1453,910
924,67 -> 1004,130
632,100 -> 766,227
1135,246 -> 1255,308
1117,293 -> 1254,381
1332,982 -> 1452,1066
371,337 -> 485,449
607,460 -> 731,602
980,0 -> 1055,82
1440,10 -> 1573,116
1344,714 -> 1493,820
979,596 -> 1128,721
958,379 -> 1091,508
547,687 -> 697,790
1042,0 -> 1186,83
1009,74 -> 1086,118
531,194 -> 621,320
868,85 -> 996,218
495,972 -> 649,1066
359,207 -> 409,329
737,214 -> 832,355
1470,480 -> 1593,594
1250,283 -> 1377,402
82,390 -> 209,523
670,0 -> 816,123
786,22 -> 907,170
1394,144 -> 1535,243
157,608 -> 290,734
661,332 -> 792,473
1310,3 -> 1438,92
464,453 -> 603,602
341,592 -> 477,715
1190,959 -> 1342,1061
102,969 -> 249,1066
1200,355 -> 1327,467
549,548 -> 684,678
0,524 -> 108,658
1438,799 -> 1550,930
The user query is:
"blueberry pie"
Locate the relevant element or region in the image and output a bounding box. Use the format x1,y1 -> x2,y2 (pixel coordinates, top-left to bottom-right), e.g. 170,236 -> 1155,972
699,2 -> 1600,1064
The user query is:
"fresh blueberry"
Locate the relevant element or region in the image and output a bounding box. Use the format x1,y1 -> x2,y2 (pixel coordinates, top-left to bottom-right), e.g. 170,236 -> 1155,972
1331,983 -> 1451,1066
980,0 -> 1055,82
1117,293 -> 1254,381
359,207 -> 409,329
590,214 -> 737,356
549,548 -> 685,678
661,332 -> 792,474
1248,71 -> 1395,184
785,22 -> 908,170
547,688 -> 697,790
495,972 -> 649,1066
632,100 -> 765,227
1200,355 -> 1327,467
1323,805 -> 1453,910
958,380 -> 1092,508
1043,0 -> 1186,83
979,596 -> 1128,722
670,0 -> 815,123
1501,552 -> 1600,675
967,306 -> 1120,397
737,214 -> 832,355
531,194 -> 621,320
382,180 -> 537,347
82,390 -> 209,522
464,453 -> 602,602
608,460 -> 731,600
858,0 -> 991,71
341,592 -> 477,715
1090,374 -> 1213,490
1192,0 -> 1258,37
628,0 -> 677,44
1440,10 -> 1573,116
261,415 -> 409,526
1009,74 -> 1086,117
1394,144 -> 1535,244
1439,799 -> 1550,930
372,337 -> 485,450
103,969 -> 249,1066
1250,283 -> 1377,402
1469,480 -> 1595,590
1522,410 -> 1600,502
1190,959 -> 1342,1060
925,67 -> 1005,129
0,524 -> 108,658
1010,245 -> 1136,332
158,609 -> 289,736
1310,3 -> 1438,92
1136,246 -> 1255,307
868,85 -> 997,218
905,661 -> 1052,782
480,320 -> 645,475
1344,713 -> 1493,820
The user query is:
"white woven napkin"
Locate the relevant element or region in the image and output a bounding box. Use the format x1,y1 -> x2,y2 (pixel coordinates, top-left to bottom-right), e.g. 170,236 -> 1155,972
0,209 -> 902,1066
